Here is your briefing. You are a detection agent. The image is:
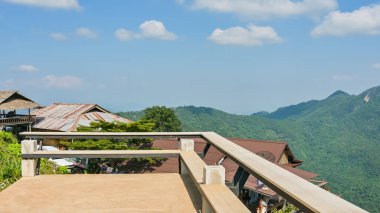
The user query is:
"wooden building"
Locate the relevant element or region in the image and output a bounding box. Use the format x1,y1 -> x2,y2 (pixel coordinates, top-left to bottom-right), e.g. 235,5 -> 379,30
0,90 -> 39,133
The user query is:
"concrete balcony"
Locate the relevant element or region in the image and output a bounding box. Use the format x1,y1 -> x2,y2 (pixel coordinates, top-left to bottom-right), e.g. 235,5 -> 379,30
0,132 -> 368,213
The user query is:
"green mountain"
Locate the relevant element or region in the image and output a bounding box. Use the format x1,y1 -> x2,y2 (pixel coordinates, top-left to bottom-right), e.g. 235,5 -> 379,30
117,85 -> 380,212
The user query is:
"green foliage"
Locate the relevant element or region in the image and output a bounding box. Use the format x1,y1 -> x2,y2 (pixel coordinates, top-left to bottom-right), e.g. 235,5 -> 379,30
0,131 -> 69,190
142,106 -> 182,132
272,204 -> 297,213
61,120 -> 154,150
39,158 -> 70,175
0,132 -> 21,190
57,166 -> 69,174
117,111 -> 144,121
61,120 -> 160,173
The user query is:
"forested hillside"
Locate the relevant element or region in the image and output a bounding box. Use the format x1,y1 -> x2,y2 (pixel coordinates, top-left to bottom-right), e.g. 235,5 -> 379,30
118,85 -> 380,212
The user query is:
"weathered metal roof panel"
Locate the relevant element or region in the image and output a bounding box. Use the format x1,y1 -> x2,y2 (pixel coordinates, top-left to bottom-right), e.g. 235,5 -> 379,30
32,103 -> 132,132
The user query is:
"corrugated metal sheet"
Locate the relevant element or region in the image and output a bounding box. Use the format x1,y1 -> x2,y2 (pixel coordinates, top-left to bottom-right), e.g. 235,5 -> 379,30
32,103 -> 132,132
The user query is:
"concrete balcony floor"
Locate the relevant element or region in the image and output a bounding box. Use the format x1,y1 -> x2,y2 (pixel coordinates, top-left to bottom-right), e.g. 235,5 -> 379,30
0,173 -> 201,213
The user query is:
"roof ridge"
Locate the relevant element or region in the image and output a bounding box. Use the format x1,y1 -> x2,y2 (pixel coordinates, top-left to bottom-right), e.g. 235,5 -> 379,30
53,103 -> 97,106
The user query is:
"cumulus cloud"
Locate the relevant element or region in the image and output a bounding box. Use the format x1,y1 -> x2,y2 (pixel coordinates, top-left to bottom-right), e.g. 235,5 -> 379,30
188,0 -> 337,19
43,75 -> 83,89
4,0 -> 80,10
373,63 -> 380,69
139,20 -> 177,40
115,20 -> 177,42
208,24 -> 282,46
115,28 -> 134,42
76,27 -> 98,39
50,32 -> 67,41
311,4 -> 380,37
12,64 -> 39,72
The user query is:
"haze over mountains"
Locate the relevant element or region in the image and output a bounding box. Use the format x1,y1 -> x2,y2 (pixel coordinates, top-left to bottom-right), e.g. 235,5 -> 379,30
118,85 -> 380,212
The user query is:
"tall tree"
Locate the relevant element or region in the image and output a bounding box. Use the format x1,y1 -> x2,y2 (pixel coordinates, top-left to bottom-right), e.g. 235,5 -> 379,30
142,106 -> 182,132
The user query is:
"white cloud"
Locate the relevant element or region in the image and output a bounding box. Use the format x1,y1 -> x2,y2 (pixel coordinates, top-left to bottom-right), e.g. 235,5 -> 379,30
115,20 -> 177,42
4,0 -> 80,10
43,75 -> 83,89
208,24 -> 282,46
115,28 -> 134,42
332,74 -> 355,81
311,4 -> 380,37
139,20 -> 177,40
188,0 -> 337,19
76,27 -> 97,39
50,32 -> 67,41
373,63 -> 380,69
12,64 -> 39,72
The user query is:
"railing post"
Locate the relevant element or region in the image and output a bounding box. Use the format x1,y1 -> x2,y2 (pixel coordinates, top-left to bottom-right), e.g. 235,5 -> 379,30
178,139 -> 194,175
21,140 -> 37,177
202,165 -> 225,213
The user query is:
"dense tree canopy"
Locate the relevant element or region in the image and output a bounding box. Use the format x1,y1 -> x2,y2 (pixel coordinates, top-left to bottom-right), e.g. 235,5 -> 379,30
142,106 -> 182,132
60,120 -> 162,173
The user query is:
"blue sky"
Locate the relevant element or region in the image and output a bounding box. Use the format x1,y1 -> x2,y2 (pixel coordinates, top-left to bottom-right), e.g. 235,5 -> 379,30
1,0 -> 380,114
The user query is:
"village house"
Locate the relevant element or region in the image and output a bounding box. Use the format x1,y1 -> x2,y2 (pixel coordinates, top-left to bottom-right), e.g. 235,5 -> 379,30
0,90 -> 40,134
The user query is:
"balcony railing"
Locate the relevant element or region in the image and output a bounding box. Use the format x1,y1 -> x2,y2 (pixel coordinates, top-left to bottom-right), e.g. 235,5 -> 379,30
0,115 -> 35,125
20,131 -> 367,213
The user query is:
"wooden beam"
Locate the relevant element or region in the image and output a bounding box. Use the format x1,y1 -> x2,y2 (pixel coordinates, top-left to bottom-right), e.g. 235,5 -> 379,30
22,150 -> 181,159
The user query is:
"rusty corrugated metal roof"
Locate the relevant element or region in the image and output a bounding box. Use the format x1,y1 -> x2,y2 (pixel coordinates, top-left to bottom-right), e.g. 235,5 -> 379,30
32,103 -> 132,131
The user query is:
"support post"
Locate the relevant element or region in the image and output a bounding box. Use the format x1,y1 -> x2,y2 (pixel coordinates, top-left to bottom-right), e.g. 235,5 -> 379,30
230,166 -> 250,196
202,165 -> 225,213
21,140 -> 37,177
202,143 -> 211,158
178,139 -> 194,175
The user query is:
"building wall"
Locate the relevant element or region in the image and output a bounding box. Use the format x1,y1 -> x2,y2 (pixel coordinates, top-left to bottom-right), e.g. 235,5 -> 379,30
279,152 -> 289,165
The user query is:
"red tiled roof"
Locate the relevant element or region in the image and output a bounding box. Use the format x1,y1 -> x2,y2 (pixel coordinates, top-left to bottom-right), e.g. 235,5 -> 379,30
229,138 -> 287,163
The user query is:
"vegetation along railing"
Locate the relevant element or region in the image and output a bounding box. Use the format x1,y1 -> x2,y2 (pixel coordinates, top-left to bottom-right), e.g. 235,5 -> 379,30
20,131 -> 367,213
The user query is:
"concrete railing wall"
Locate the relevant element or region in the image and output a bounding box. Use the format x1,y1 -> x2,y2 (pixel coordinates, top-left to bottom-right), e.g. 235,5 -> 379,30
20,131 -> 367,213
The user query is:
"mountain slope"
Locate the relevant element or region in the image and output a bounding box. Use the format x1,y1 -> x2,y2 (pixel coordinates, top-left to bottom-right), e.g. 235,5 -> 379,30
117,85 -> 380,212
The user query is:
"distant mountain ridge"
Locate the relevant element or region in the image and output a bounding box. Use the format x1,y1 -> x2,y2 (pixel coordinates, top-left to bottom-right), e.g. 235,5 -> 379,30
117,85 -> 380,212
